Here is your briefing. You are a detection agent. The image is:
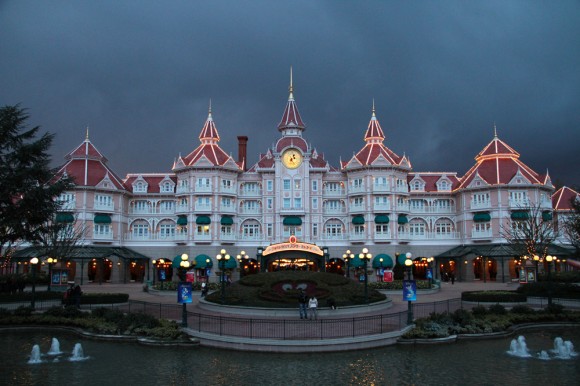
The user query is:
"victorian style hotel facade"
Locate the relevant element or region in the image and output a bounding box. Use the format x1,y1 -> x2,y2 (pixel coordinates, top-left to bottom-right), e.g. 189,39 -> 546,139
41,73 -> 577,285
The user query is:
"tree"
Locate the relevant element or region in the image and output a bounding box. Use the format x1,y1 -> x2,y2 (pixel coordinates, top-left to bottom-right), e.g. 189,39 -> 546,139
501,203 -> 558,259
563,196 -> 580,256
34,216 -> 87,263
0,105 -> 73,259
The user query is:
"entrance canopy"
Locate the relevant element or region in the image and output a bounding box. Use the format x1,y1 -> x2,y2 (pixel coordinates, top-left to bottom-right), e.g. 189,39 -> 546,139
372,254 -> 394,268
435,243 -> 574,259
12,246 -> 151,262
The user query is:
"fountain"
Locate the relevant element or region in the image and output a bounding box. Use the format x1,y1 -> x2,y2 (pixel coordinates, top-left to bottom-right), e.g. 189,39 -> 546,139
507,335 -> 532,357
47,337 -> 63,356
69,343 -> 88,361
27,344 -> 42,364
537,350 -> 550,360
551,337 -> 578,359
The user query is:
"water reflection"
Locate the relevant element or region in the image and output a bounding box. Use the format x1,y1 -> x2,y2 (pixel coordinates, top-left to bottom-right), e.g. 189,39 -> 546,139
1,329 -> 579,386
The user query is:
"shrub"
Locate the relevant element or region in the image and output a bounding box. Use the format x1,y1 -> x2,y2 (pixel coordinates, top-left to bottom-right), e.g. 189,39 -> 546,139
13,306 -> 33,316
488,303 -> 507,315
510,305 -> 534,314
471,305 -> 488,317
516,282 -> 580,299
545,303 -> 564,315
462,291 -> 526,303
44,305 -> 85,318
452,308 -> 473,326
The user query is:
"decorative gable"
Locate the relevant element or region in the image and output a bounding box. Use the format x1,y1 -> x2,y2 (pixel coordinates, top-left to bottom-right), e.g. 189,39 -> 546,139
468,172 -> 489,189
436,176 -> 452,192
409,176 -> 425,192
132,176 -> 148,194
96,173 -> 117,190
158,176 -> 175,193
508,169 -> 531,185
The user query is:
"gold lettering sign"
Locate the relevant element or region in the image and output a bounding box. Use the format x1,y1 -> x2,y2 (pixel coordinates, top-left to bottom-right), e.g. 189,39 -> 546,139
263,242 -> 324,256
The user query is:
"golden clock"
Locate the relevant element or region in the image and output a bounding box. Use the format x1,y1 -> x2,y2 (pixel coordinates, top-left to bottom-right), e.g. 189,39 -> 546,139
282,148 -> 303,169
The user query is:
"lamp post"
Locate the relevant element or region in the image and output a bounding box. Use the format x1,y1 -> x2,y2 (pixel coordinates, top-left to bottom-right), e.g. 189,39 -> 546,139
342,249 -> 354,278
236,250 -> 247,278
533,254 -> 540,282
359,248 -> 372,304
216,249 -> 230,303
30,257 -> 39,309
179,253 -> 190,327
152,260 -> 157,285
46,257 -> 57,292
545,255 -> 554,306
405,252 -> 414,325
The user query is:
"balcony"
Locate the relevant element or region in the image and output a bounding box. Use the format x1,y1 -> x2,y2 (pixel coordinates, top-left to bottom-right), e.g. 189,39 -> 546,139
433,232 -> 460,240
373,202 -> 390,211
239,234 -> 263,241
220,185 -> 237,195
220,204 -> 236,214
349,203 -> 365,213
175,204 -> 189,213
396,203 -> 410,212
372,184 -> 390,193
240,207 -> 261,215
471,200 -> 491,210
430,206 -> 454,214
323,207 -> 345,215
194,203 -> 212,212
509,199 -> 530,208
94,202 -> 114,211
472,229 -> 493,239
397,231 -> 410,241
409,205 -> 427,214
349,185 -> 366,195
320,233 -> 347,241
195,184 -> 213,193
396,186 -> 409,193
220,232 -> 236,242
323,188 -> 345,197
349,232 -> 366,241
374,231 -> 391,241
158,206 -> 176,214
58,201 -> 76,211
176,186 -> 189,194
93,231 -> 113,240
194,233 -> 212,242
280,206 -> 305,215
129,207 -> 154,215
239,188 -> 262,197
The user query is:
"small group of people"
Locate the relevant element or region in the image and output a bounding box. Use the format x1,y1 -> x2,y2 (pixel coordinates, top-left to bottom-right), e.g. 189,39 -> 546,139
298,289 -> 318,320
63,283 -> 82,308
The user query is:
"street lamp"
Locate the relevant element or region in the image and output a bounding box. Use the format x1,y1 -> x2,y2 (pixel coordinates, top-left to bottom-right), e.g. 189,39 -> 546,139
405,252 -> 414,325
216,249 -> 230,303
342,249 -> 354,278
545,255 -> 554,306
359,248 -> 372,304
29,257 -> 39,309
236,250 -> 248,278
533,254 -> 540,281
152,260 -> 157,285
46,257 -> 57,292
179,253 -> 190,327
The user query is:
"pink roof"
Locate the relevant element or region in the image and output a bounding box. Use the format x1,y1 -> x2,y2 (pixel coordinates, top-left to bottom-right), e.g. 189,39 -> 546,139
275,137 -> 308,153
458,135 -> 544,188
552,186 -> 579,211
123,174 -> 177,194
55,137 -> 125,189
408,173 -> 460,192
364,109 -> 385,141
277,74 -> 305,131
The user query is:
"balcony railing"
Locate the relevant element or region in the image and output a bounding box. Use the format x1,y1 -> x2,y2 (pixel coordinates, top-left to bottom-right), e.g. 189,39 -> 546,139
323,188 -> 345,197
470,200 -> 491,210
176,186 -> 189,194
509,199 -> 530,208
175,204 -> 189,213
158,207 -> 176,214
240,207 -> 261,215
374,232 -> 391,241
94,203 -> 114,211
396,203 -> 410,212
372,184 -> 390,192
220,204 -> 236,213
321,233 -> 347,240
195,184 -> 213,193
93,231 -> 113,240
129,207 -> 153,214
239,189 -> 262,197
58,201 -> 76,211
220,232 -> 236,242
349,204 -> 365,213
194,203 -> 212,212
349,232 -> 366,241
323,207 -> 345,215
349,186 -> 366,195
373,203 -> 390,211
220,186 -> 237,195
471,229 -> 493,239
239,234 -> 263,241
194,233 -> 212,241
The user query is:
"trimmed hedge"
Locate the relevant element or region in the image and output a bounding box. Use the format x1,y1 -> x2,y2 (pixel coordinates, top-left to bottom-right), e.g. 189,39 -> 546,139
461,290 -> 526,303
0,292 -> 129,304
516,282 -> 580,299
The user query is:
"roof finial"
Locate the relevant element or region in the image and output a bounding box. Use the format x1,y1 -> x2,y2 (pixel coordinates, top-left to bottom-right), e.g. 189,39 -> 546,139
289,66 -> 294,99
372,99 -> 376,117
493,122 -> 498,138
85,126 -> 89,141
209,98 -> 212,114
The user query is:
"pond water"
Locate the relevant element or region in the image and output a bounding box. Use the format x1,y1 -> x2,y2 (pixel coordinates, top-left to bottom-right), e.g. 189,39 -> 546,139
0,329 -> 578,386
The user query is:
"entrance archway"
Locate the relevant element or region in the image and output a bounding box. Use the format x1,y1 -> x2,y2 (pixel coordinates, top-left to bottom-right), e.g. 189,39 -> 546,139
473,257 -> 498,281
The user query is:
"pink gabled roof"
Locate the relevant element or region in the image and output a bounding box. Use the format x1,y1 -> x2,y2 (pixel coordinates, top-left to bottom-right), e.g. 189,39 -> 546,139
55,135 -> 125,190
364,105 -> 385,141
458,132 -> 544,189
275,137 -> 308,153
180,107 -> 240,169
123,174 -> 177,194
552,186 -> 579,211
409,173 -> 460,192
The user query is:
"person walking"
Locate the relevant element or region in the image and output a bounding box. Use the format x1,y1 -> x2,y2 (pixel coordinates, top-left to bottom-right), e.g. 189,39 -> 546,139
308,296 -> 318,320
298,289 -> 308,319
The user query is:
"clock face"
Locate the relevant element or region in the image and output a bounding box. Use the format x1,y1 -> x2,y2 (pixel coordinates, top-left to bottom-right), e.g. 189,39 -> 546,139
282,149 -> 303,169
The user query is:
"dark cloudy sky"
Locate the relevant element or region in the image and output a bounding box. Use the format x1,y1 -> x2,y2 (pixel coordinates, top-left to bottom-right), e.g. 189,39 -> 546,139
1,1 -> 579,187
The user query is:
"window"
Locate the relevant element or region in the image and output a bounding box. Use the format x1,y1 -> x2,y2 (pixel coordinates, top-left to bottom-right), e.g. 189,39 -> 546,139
94,224 -> 111,236
266,180 -> 273,192
222,179 -> 232,190
374,177 -> 388,188
244,200 -> 258,211
435,220 -> 453,235
221,197 -> 232,207
353,197 -> 364,206
159,224 -> 175,238
294,198 -> 302,209
474,223 -> 491,232
160,201 -> 174,212
312,223 -> 318,237
283,225 -> 302,237
132,223 -> 149,237
221,225 -> 233,236
95,194 -> 113,207
325,222 -> 343,238
375,224 -> 389,234
242,223 -> 261,238
409,222 -> 425,236
134,181 -> 147,193
435,199 -> 451,210
196,197 -> 210,206
267,198 -> 273,210
179,198 -> 188,206
472,193 -> 490,204
411,180 -> 424,192
283,198 -> 291,209
294,178 -> 301,190
410,199 -> 424,210
354,224 -> 365,234
375,196 -> 388,205
312,180 -> 318,191
58,193 -> 75,207
267,223 -> 273,237
312,198 -> 318,209
325,182 -> 342,193
352,178 -> 363,189
327,200 -> 340,211
161,181 -> 174,193
196,178 -> 210,188
437,180 -> 451,191
134,200 -> 149,212
283,179 -> 291,190
179,179 -> 189,188
196,225 -> 210,235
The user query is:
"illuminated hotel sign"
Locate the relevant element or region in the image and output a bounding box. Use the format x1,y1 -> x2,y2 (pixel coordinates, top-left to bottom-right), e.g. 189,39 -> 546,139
262,236 -> 324,256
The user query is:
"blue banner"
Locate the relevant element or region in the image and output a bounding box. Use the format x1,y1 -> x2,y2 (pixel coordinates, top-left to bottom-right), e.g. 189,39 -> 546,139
178,282 -> 193,304
426,268 -> 433,279
403,280 -> 417,302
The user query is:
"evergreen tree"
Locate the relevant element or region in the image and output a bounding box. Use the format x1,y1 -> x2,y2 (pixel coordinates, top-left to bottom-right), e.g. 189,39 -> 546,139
0,105 -> 73,258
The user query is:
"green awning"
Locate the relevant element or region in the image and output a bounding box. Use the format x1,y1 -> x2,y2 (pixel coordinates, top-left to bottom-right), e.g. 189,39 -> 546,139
511,210 -> 530,220
372,254 -> 394,268
221,216 -> 234,225
94,214 -> 111,224
352,216 -> 365,225
194,254 -> 213,269
397,214 -> 408,224
196,216 -> 211,225
348,254 -> 365,268
283,216 -> 302,226
542,211 -> 553,221
473,212 -> 491,222
219,257 -> 238,269
177,216 -> 188,226
172,254 -> 194,268
55,212 -> 74,223
375,215 -> 390,224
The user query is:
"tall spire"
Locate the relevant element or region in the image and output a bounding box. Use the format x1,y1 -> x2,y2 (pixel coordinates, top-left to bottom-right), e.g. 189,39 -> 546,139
493,122 -> 498,138
364,100 -> 385,142
199,99 -> 220,142
85,126 -> 89,141
277,67 -> 305,132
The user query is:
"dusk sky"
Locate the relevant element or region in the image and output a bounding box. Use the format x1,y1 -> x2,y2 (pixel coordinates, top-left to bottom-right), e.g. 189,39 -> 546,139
2,1 -> 579,187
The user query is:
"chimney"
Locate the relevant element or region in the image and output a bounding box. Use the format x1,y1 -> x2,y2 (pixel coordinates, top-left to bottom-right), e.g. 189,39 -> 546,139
237,136 -> 248,171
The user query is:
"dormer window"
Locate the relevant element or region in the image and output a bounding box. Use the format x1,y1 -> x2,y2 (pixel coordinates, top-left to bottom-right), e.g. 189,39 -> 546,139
437,180 -> 451,192
160,181 -> 174,193
411,179 -> 424,192
134,181 -> 147,193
